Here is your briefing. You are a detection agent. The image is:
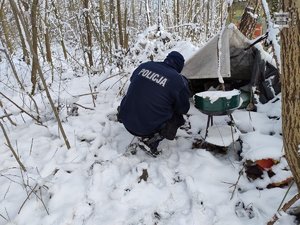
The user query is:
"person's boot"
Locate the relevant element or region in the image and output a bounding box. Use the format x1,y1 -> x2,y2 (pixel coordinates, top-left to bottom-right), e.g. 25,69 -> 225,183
140,133 -> 163,157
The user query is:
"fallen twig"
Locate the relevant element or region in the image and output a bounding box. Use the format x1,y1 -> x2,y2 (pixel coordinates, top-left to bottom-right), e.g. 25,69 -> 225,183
74,102 -> 95,110
230,164 -> 245,200
29,138 -> 34,156
267,192 -> 300,225
277,180 -> 294,211
27,184 -> 50,215
18,184 -> 38,214
72,92 -> 99,98
0,213 -> 8,222
0,113 -> 13,120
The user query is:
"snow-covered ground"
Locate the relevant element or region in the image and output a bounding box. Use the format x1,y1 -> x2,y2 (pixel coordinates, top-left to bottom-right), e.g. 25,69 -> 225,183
0,29 -> 298,225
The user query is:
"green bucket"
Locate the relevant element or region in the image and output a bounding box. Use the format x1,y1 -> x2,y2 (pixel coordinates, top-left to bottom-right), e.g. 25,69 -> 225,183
239,90 -> 251,109
194,90 -> 241,115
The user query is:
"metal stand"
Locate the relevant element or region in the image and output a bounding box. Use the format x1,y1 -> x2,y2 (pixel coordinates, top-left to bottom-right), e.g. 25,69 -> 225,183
204,113 -> 235,140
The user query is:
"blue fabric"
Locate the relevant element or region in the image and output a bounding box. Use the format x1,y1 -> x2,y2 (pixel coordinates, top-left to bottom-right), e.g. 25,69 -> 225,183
119,57 -> 190,136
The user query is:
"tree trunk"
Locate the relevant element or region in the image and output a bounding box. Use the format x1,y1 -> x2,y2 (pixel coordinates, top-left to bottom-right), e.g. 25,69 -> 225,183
116,0 -> 124,48
281,0 -> 300,190
30,0 -> 39,95
0,2 -> 13,54
9,0 -> 30,63
52,1 -> 68,60
83,0 -> 93,67
145,0 -> 151,27
44,0 -> 52,64
131,0 -> 136,28
176,0 -> 180,33
123,0 -> 129,49
239,0 -> 261,39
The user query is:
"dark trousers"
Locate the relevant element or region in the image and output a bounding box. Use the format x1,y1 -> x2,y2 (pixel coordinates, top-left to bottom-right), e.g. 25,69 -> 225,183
117,106 -> 184,140
159,113 -> 185,140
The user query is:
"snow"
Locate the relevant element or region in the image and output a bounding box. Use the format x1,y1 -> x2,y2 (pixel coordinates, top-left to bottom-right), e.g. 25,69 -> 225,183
200,125 -> 241,147
195,89 -> 240,103
261,0 -> 281,71
0,29 -> 297,225
240,132 -> 283,161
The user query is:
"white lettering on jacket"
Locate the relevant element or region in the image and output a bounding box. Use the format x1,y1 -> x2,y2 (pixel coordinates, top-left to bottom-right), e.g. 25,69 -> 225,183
139,69 -> 168,87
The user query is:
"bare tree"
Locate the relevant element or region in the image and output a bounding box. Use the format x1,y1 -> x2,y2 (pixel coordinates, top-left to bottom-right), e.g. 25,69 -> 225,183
9,0 -> 30,63
116,0 -> 124,48
0,1 -> 13,54
83,0 -> 93,67
43,0 -> 52,64
30,0 -> 39,95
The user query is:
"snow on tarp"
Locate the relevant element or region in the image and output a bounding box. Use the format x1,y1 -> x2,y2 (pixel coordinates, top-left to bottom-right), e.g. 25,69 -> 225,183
195,89 -> 240,103
240,132 -> 283,161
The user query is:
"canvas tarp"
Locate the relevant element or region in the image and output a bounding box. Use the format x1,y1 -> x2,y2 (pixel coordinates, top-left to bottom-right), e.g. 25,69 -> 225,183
182,25 -> 251,80
182,24 -> 281,104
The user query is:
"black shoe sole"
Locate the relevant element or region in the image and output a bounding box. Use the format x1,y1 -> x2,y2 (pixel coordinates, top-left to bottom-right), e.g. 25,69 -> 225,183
127,143 -> 161,158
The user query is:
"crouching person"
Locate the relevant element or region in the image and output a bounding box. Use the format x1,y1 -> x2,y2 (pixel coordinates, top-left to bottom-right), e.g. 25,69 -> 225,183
117,51 -> 191,156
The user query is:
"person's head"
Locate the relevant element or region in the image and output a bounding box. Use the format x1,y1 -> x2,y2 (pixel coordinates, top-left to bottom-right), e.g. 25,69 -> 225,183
163,51 -> 185,73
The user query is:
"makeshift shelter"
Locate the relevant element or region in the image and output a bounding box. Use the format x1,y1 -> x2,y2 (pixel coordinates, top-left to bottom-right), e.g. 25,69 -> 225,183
182,24 -> 280,105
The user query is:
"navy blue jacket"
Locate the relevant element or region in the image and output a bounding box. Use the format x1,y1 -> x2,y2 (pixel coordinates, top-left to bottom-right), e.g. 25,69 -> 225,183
119,61 -> 190,136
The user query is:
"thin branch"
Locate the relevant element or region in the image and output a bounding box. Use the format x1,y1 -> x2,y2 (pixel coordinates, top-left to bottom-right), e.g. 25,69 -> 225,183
0,48 -> 41,118
0,48 -> 24,90
18,184 -> 38,214
267,193 -> 300,225
0,113 -> 13,120
29,138 -> 34,156
0,213 -> 8,222
230,164 -> 245,200
277,180 -> 294,211
0,121 -> 27,172
0,92 -> 42,124
99,72 -> 127,86
0,174 -> 23,186
3,182 -> 11,199
73,103 -> 95,110
72,92 -> 99,98
36,186 -> 49,215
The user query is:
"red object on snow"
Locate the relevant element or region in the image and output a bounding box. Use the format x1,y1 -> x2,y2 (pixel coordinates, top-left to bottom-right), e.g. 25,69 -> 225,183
256,158 -> 275,170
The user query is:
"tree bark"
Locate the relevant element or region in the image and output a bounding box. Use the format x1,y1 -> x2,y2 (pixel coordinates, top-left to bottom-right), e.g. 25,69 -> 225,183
281,0 -> 300,190
239,0 -> 261,39
123,0 -> 129,49
51,1 -> 68,60
116,0 -> 124,48
83,0 -> 93,67
9,0 -> 30,63
44,0 -> 52,64
30,0 -> 39,95
0,2 -> 13,54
